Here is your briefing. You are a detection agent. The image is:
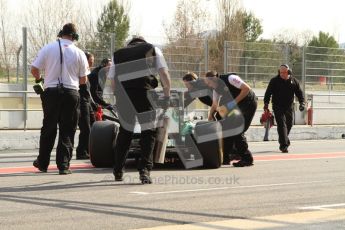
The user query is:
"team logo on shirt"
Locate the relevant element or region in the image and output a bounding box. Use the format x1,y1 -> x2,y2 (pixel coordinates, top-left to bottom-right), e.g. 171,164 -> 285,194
232,78 -> 241,85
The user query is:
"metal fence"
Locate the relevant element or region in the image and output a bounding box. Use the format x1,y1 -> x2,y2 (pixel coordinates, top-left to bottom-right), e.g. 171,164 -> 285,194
1,28 -> 345,129
224,41 -> 293,88
161,38 -> 208,87
224,41 -> 345,92
304,46 -> 345,91
0,26 -> 23,85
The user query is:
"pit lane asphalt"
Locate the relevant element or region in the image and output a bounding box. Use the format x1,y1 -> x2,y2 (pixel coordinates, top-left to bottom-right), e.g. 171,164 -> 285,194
1,139 -> 345,229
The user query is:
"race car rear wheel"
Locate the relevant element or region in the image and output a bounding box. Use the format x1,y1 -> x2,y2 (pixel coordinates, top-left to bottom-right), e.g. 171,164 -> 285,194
89,121 -> 119,168
193,121 -> 223,169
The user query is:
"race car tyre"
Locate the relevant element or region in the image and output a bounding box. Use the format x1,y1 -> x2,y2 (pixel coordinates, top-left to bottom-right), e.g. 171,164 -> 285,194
89,120 -> 119,168
193,121 -> 223,168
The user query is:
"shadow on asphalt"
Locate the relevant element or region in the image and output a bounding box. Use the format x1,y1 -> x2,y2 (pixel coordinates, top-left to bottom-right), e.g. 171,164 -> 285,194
0,193 -> 247,226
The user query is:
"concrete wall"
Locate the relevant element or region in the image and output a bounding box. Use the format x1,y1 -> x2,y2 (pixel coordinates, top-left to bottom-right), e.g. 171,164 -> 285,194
1,126 -> 345,150
1,84 -> 345,129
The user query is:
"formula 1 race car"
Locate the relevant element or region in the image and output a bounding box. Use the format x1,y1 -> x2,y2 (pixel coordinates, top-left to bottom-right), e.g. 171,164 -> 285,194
89,90 -> 223,169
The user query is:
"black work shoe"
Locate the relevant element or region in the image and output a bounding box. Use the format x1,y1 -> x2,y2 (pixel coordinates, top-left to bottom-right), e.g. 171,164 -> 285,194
139,170 -> 152,184
114,172 -> 123,182
33,159 -> 47,173
233,151 -> 253,167
76,154 -> 90,160
59,169 -> 72,175
224,154 -> 242,165
229,154 -> 242,161
223,153 -> 230,165
223,159 -> 230,165
280,146 -> 289,153
233,160 -> 254,167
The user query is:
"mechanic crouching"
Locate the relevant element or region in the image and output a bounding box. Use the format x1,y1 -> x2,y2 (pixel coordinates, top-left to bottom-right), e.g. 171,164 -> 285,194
204,71 -> 257,167
108,36 -> 171,184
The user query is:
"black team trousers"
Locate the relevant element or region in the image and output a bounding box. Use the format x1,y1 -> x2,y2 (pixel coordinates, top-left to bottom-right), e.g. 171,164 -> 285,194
113,89 -> 157,174
223,97 -> 257,159
37,87 -> 79,170
76,97 -> 95,157
273,106 -> 293,149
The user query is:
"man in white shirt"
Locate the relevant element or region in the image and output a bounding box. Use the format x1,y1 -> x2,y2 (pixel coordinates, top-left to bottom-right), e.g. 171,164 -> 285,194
31,23 -> 90,175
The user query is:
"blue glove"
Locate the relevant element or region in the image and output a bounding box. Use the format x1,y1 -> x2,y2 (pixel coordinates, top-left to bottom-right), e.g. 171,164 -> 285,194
226,100 -> 236,110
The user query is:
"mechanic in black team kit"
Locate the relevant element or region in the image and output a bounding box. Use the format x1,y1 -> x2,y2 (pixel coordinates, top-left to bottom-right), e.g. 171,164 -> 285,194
264,64 -> 305,153
204,71 -> 257,167
108,37 -> 171,184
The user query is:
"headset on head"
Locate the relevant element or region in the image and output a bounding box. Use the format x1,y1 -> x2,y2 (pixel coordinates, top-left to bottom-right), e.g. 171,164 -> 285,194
279,64 -> 292,75
71,32 -> 79,41
57,24 -> 79,41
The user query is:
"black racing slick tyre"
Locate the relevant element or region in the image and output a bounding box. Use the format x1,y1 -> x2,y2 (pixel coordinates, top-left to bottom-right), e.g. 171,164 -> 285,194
193,121 -> 223,169
89,121 -> 119,168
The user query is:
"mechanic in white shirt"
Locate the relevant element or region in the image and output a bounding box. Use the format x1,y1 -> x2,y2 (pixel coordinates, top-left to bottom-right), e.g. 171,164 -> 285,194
31,23 -> 89,175
204,71 -> 257,167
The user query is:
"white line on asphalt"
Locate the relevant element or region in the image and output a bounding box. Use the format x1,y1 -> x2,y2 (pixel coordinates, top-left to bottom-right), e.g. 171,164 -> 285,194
0,163 -> 93,169
252,139 -> 345,145
130,180 -> 328,195
299,203 -> 345,210
257,152 -> 345,157
131,187 -> 230,195
256,156 -> 345,162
